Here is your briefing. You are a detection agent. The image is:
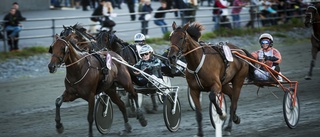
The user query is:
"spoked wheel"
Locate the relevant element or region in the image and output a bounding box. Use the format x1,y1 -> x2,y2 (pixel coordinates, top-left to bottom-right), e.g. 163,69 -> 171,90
95,94 -> 113,134
158,76 -> 171,104
187,87 -> 202,111
163,93 -> 181,132
283,88 -> 300,129
209,94 -> 227,129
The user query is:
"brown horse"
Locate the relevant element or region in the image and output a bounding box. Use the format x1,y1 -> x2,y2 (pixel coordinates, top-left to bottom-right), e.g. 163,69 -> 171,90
304,5 -> 320,80
167,22 -> 255,136
48,34 -> 147,137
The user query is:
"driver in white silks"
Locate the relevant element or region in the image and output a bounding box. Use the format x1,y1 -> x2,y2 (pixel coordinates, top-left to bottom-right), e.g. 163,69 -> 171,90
251,33 -> 283,81
132,44 -> 162,114
133,33 -> 146,57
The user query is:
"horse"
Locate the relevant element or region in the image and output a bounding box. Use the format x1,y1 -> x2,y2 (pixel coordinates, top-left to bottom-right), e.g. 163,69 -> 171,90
48,34 -> 147,137
167,22 -> 255,136
95,29 -> 164,113
304,5 -> 320,80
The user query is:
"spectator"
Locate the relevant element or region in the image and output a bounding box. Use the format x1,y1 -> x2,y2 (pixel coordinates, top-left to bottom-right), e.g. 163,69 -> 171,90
154,1 -> 170,34
245,0 -> 258,28
90,0 -> 116,31
231,0 -> 247,29
3,8 -> 23,51
213,0 -> 228,30
126,0 -> 136,21
12,2 -> 26,21
251,33 -> 282,81
82,0 -> 90,11
138,0 -> 153,38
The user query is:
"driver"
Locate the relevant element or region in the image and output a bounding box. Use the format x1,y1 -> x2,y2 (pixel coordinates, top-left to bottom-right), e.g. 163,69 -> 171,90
133,44 -> 162,86
251,33 -> 282,81
132,44 -> 162,114
133,33 -> 147,57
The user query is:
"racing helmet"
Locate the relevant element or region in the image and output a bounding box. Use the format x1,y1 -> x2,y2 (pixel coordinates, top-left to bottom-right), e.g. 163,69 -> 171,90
134,33 -> 146,42
139,44 -> 154,55
259,33 -> 273,47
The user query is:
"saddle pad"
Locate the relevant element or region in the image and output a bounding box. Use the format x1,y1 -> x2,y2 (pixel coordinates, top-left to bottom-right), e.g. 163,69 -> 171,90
106,53 -> 112,70
223,45 -> 233,62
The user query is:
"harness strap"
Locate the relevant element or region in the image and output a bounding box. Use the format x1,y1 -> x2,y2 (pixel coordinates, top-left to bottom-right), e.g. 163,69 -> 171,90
186,54 -> 206,89
211,45 -> 229,84
65,57 -> 91,86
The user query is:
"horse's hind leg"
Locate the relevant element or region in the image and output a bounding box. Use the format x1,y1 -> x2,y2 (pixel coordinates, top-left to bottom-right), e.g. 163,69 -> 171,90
107,87 -> 132,134
221,85 -> 237,135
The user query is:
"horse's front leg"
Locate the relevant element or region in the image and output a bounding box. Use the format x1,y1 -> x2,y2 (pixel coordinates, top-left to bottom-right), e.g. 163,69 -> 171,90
55,95 -> 64,134
190,88 -> 203,137
209,83 -> 226,119
305,40 -> 319,80
55,92 -> 78,134
87,93 -> 95,137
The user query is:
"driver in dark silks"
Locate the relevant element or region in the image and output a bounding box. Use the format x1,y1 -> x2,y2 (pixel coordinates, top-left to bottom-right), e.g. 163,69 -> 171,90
132,44 -> 162,114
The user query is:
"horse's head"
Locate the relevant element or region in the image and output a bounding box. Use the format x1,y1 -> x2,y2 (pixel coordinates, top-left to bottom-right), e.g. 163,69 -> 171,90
305,6 -> 319,28
96,29 -> 122,53
168,22 -> 190,71
48,34 -> 73,73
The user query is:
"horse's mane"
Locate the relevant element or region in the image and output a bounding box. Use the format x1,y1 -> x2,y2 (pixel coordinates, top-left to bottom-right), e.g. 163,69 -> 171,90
186,22 -> 205,42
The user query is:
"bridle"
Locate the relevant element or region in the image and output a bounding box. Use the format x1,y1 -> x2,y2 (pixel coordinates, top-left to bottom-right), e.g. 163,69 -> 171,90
305,6 -> 320,25
305,6 -> 320,42
50,38 -> 70,66
169,30 -> 188,59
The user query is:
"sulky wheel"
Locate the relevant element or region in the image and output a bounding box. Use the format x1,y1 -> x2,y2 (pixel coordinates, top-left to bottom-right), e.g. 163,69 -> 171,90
209,94 -> 227,129
163,93 -> 181,132
283,88 -> 300,129
95,94 -> 114,134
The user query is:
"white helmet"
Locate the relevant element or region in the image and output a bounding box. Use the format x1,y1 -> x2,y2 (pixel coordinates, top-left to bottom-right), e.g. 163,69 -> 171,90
139,44 -> 153,54
134,33 -> 146,42
259,33 -> 273,42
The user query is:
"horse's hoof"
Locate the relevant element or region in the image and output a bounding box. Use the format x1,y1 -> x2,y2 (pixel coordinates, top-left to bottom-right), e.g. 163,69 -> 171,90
56,123 -> 64,134
125,122 -> 132,132
304,75 -> 311,80
138,117 -> 148,127
219,111 -> 227,120
223,131 -> 231,136
233,115 -> 241,124
146,109 -> 158,114
119,130 -> 131,136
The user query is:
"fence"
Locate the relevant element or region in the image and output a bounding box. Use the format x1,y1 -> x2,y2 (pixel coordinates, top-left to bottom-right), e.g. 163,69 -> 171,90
0,4 -> 306,52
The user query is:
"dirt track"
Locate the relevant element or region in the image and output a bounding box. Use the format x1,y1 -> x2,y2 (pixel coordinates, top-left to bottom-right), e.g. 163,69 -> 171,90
0,41 -> 320,137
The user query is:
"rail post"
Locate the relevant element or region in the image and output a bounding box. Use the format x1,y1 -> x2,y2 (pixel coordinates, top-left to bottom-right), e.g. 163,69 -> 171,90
52,19 -> 56,42
2,27 -> 8,52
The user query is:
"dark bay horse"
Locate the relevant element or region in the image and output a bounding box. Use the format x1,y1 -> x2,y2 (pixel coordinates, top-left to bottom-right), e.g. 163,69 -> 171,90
48,34 -> 147,137
304,5 -> 320,80
167,22 -> 255,136
95,29 -> 139,65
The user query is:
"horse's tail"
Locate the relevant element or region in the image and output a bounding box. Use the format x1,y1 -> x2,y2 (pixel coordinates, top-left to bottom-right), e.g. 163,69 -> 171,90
241,49 -> 255,81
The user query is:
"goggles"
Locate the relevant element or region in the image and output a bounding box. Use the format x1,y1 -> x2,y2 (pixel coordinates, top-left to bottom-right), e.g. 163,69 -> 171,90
261,40 -> 270,45
140,53 -> 149,57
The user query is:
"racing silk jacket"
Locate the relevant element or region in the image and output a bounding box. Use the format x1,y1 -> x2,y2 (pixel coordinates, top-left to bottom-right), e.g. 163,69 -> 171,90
134,56 -> 162,78
251,47 -> 282,67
